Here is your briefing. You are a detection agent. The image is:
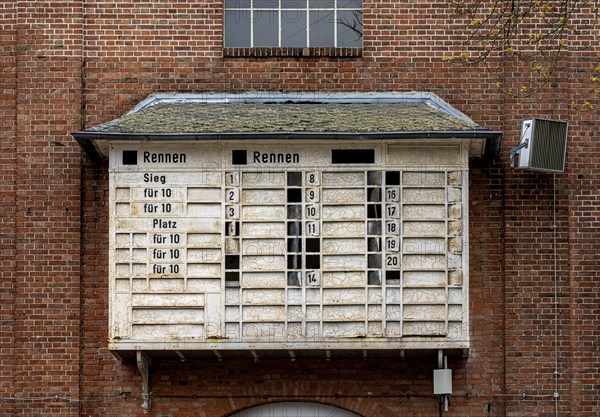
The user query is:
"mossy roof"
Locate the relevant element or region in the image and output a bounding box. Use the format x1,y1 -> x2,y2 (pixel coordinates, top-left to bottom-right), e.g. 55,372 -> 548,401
89,101 -> 485,134
73,93 -> 502,161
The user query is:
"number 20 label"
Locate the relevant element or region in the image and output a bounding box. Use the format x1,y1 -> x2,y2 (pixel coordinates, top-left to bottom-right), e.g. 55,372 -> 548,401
386,254 -> 400,270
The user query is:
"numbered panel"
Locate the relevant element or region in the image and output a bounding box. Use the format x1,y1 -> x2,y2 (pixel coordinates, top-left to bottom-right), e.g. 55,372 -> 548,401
108,142 -> 469,350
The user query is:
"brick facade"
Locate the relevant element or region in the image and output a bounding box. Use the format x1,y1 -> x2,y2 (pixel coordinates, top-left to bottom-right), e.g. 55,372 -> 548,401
1,1 -> 598,416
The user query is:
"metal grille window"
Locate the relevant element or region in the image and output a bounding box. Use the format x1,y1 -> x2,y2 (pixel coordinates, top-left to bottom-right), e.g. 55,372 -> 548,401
224,0 -> 363,48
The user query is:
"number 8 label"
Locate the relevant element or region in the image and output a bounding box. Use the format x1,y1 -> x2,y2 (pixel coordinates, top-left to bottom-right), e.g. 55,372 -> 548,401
306,171 -> 320,185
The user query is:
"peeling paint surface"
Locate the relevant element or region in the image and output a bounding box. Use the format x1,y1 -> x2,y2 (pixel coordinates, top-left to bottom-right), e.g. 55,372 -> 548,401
108,140 -> 470,351
90,102 -> 483,134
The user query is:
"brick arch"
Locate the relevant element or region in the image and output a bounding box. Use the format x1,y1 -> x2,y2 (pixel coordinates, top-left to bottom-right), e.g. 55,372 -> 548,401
226,401 -> 365,417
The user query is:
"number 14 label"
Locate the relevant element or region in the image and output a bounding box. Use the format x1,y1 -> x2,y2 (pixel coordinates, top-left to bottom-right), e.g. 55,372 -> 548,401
306,270 -> 320,286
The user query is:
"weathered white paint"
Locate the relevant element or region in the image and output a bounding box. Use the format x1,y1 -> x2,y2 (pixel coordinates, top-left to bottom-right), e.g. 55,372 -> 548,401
322,221 -> 364,237
403,172 -> 445,186
386,145 -> 461,166
322,171 -> 364,186
322,205 -> 365,221
322,238 -> 366,254
108,141 -> 471,352
403,205 -> 446,220
322,271 -> 365,287
242,205 -> 286,220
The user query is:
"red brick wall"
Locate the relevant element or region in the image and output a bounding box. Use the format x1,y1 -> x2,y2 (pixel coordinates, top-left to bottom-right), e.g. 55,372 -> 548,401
4,1 -> 84,415
3,0 -> 599,416
563,52 -> 600,417
0,2 -> 17,417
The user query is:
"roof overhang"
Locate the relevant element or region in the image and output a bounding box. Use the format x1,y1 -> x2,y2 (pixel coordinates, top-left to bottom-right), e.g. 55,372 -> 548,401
73,92 -> 502,163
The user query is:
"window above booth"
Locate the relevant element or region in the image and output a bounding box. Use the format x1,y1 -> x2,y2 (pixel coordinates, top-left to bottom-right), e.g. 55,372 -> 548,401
224,0 -> 363,49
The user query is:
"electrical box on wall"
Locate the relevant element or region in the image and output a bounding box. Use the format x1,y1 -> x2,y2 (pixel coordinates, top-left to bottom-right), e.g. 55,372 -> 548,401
512,118 -> 568,172
433,369 -> 453,395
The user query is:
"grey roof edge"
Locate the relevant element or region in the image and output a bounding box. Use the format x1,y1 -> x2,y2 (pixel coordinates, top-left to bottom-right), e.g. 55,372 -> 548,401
127,92 -> 477,125
73,130 -> 502,163
74,134 -> 104,162
74,92 -> 502,163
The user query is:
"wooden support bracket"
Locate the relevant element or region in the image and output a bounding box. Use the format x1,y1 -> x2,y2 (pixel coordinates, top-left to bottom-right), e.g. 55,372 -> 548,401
136,351 -> 151,414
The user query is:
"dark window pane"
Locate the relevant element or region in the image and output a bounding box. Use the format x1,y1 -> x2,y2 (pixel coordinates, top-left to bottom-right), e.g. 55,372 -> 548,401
367,204 -> 382,218
225,0 -> 250,8
282,10 -> 306,46
367,187 -> 381,202
309,10 -> 334,47
309,0 -> 335,7
306,255 -> 320,269
288,254 -> 302,269
225,271 -> 240,287
287,271 -> 302,286
386,271 -> 401,285
225,255 -> 240,270
232,150 -> 247,165
254,11 -> 279,46
332,149 -> 374,163
287,204 -> 302,219
367,221 -> 382,235
367,171 -> 381,185
287,188 -> 302,202
337,0 -> 362,7
288,238 -> 302,252
386,171 -> 400,185
368,271 -> 381,285
306,238 -> 320,252
368,237 -> 381,251
368,254 -> 381,268
287,171 -> 302,186
288,221 -> 302,236
122,150 -> 138,165
337,10 -> 362,47
282,0 -> 307,7
225,10 -> 251,47
254,0 -> 278,7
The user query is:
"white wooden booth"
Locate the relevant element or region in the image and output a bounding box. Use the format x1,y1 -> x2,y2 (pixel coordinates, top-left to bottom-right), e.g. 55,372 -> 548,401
74,93 -> 501,358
